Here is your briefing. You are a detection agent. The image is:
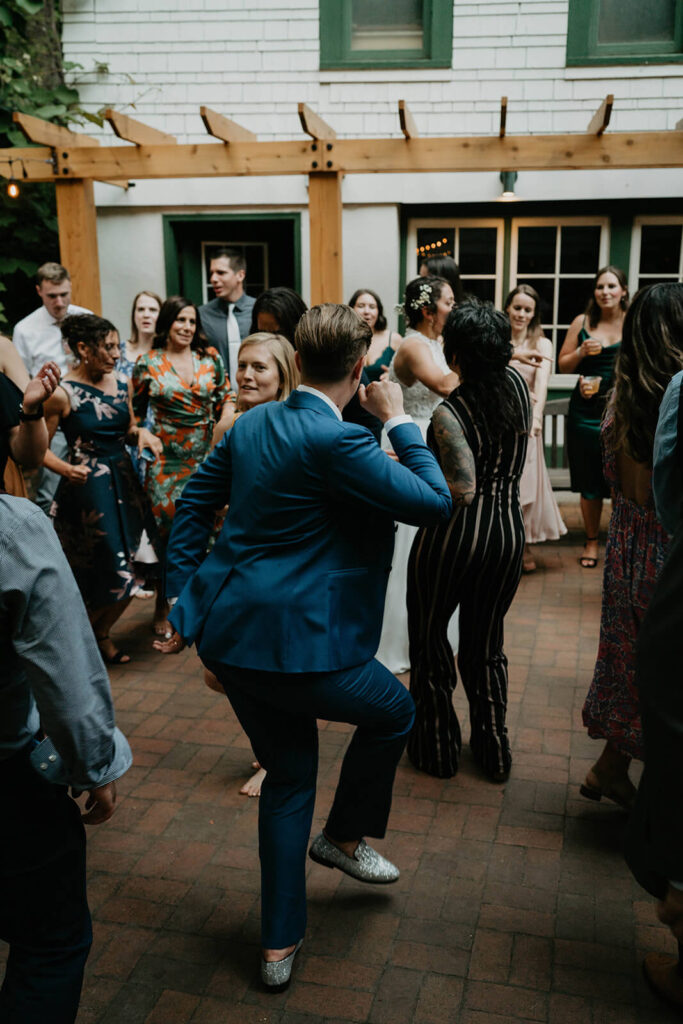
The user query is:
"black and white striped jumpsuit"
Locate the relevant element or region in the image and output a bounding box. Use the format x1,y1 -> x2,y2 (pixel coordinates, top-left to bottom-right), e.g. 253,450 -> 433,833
406,366 -> 531,780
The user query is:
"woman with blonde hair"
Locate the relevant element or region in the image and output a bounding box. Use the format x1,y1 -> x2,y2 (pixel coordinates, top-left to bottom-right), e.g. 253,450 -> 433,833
506,284 -> 566,571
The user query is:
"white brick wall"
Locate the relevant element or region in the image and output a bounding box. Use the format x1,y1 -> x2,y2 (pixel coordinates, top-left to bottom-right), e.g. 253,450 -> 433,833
62,0 -> 683,144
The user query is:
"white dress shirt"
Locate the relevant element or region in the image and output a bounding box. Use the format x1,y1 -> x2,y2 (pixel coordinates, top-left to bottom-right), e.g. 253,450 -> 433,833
12,303 -> 92,376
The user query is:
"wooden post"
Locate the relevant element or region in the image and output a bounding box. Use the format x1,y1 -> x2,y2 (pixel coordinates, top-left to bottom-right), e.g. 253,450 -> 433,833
55,179 -> 102,314
308,172 -> 343,305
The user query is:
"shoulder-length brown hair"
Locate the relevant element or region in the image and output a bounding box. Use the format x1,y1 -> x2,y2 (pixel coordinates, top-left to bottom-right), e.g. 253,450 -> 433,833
152,296 -> 207,355
607,282 -> 683,464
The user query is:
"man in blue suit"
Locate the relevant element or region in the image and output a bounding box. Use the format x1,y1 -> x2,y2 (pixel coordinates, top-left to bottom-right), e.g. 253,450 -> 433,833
164,303 -> 451,988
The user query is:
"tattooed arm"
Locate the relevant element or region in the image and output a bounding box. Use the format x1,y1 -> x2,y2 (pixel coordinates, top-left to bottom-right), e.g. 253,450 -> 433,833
431,403 -> 476,506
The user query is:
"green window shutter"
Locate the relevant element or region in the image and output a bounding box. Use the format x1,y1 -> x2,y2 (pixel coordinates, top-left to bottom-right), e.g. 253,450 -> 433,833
320,0 -> 453,70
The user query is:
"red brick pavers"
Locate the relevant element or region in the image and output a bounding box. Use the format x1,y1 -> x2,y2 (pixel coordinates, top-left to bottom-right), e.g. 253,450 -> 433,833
4,500 -> 680,1023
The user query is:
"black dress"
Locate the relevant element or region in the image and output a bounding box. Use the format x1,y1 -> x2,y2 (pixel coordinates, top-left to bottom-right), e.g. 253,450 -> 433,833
0,373 -> 21,486
52,377 -> 158,610
406,366 -> 531,779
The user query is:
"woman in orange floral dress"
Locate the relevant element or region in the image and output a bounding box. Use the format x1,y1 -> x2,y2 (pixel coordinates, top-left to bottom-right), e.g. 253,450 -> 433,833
133,296 -> 233,635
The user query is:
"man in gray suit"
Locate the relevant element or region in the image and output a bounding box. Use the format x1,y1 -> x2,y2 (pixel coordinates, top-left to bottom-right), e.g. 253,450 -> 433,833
199,248 -> 256,385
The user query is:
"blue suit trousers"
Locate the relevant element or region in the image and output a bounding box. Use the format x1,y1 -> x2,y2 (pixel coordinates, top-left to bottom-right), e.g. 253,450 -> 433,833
206,658 -> 415,949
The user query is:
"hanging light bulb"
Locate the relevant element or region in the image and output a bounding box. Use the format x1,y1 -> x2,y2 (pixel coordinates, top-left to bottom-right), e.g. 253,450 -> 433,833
7,177 -> 19,199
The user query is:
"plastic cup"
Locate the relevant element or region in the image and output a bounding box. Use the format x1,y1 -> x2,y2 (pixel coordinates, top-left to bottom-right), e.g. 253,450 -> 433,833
582,375 -> 601,397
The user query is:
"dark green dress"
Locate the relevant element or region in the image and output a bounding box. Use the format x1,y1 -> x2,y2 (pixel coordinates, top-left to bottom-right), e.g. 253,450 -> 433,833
567,328 -> 620,499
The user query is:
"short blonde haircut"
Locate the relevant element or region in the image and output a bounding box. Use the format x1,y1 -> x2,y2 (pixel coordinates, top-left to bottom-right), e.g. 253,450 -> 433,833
238,332 -> 300,401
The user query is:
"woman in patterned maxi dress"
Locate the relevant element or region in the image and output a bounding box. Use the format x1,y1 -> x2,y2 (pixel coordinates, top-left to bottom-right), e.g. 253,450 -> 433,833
132,296 -> 232,636
581,284 -> 683,809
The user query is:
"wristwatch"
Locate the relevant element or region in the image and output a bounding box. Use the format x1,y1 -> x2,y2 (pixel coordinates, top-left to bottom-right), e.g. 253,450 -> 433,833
18,402 -> 44,421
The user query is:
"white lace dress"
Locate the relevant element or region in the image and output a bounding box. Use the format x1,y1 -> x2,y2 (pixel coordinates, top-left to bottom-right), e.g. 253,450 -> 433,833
376,331 -> 460,673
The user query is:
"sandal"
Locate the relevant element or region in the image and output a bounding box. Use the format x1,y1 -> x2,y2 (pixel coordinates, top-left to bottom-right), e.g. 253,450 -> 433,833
579,769 -> 636,811
579,536 -> 599,569
97,635 -> 131,665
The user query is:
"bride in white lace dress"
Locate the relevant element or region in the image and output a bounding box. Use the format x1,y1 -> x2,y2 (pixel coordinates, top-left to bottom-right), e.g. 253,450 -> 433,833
377,276 -> 461,673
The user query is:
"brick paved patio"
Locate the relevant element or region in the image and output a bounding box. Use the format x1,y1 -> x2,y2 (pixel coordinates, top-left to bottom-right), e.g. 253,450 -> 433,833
6,498 -> 681,1023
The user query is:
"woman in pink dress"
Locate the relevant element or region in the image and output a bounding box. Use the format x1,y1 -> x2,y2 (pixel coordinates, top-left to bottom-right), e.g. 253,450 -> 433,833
507,285 -> 566,572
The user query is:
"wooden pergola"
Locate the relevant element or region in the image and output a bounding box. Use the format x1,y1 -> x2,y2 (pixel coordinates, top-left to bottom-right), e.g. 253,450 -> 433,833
1,96 -> 682,313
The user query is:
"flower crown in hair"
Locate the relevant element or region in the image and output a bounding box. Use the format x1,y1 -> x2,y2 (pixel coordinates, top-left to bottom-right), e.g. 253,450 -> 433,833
409,281 -> 434,311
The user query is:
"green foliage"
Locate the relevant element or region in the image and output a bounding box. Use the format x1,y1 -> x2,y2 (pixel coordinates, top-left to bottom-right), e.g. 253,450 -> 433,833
0,0 -> 88,327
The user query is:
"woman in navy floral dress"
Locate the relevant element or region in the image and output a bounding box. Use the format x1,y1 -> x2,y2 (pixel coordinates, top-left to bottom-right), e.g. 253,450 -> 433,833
43,314 -> 162,663
581,285 -> 683,808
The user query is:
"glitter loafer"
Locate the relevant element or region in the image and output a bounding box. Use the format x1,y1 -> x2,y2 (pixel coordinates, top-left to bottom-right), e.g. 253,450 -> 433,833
261,939 -> 303,992
308,833 -> 399,884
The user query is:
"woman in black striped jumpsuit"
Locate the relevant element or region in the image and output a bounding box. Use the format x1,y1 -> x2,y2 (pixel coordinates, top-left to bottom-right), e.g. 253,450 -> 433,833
407,302 -> 531,782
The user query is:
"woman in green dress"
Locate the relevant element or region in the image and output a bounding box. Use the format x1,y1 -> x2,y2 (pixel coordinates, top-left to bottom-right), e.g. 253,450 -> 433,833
559,266 -> 629,568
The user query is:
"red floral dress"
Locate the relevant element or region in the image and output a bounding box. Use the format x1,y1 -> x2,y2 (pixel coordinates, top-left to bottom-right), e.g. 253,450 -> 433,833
582,413 -> 670,758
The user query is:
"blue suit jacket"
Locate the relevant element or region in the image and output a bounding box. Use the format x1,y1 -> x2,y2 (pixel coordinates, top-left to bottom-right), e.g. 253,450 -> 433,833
167,389 -> 451,673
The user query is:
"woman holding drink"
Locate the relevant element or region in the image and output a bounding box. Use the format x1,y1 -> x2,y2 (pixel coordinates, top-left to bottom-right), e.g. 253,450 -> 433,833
559,266 -> 629,568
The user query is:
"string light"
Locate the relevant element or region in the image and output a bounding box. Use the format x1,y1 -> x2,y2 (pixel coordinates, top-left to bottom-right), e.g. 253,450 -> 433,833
6,178 -> 19,199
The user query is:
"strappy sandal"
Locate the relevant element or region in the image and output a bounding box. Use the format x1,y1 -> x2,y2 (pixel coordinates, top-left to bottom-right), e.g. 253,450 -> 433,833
579,536 -> 599,569
97,635 -> 131,665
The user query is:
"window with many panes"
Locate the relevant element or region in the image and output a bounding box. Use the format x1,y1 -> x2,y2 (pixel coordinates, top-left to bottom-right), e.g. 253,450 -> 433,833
509,219 -> 609,375
408,220 -> 504,306
630,218 -> 683,291
567,0 -> 683,65
320,0 -> 453,69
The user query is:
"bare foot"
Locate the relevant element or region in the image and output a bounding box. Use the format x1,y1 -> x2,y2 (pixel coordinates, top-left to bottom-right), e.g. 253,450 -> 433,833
240,766 -> 266,797
152,617 -> 172,637
522,545 -> 536,573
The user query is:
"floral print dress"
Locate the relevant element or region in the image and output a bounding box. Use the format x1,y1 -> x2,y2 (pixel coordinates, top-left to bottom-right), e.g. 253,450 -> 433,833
132,347 -> 228,548
51,376 -> 159,609
582,412 -> 670,758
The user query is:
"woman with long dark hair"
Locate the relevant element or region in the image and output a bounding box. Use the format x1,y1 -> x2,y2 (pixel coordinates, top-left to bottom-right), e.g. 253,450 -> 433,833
378,276 -> 459,673
407,301 -> 531,781
581,283 -> 683,809
559,265 -> 629,568
43,314 -> 162,664
132,296 -> 232,635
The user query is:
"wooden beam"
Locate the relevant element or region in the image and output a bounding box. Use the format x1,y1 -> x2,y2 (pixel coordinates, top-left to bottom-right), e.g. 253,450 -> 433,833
298,103 -> 336,141
499,96 -> 508,139
12,111 -> 100,147
398,100 -> 419,139
309,171 -> 342,305
103,109 -> 177,146
4,130 -> 683,183
587,94 -> 614,136
55,180 -> 102,315
45,132 -> 683,181
200,106 -> 256,143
